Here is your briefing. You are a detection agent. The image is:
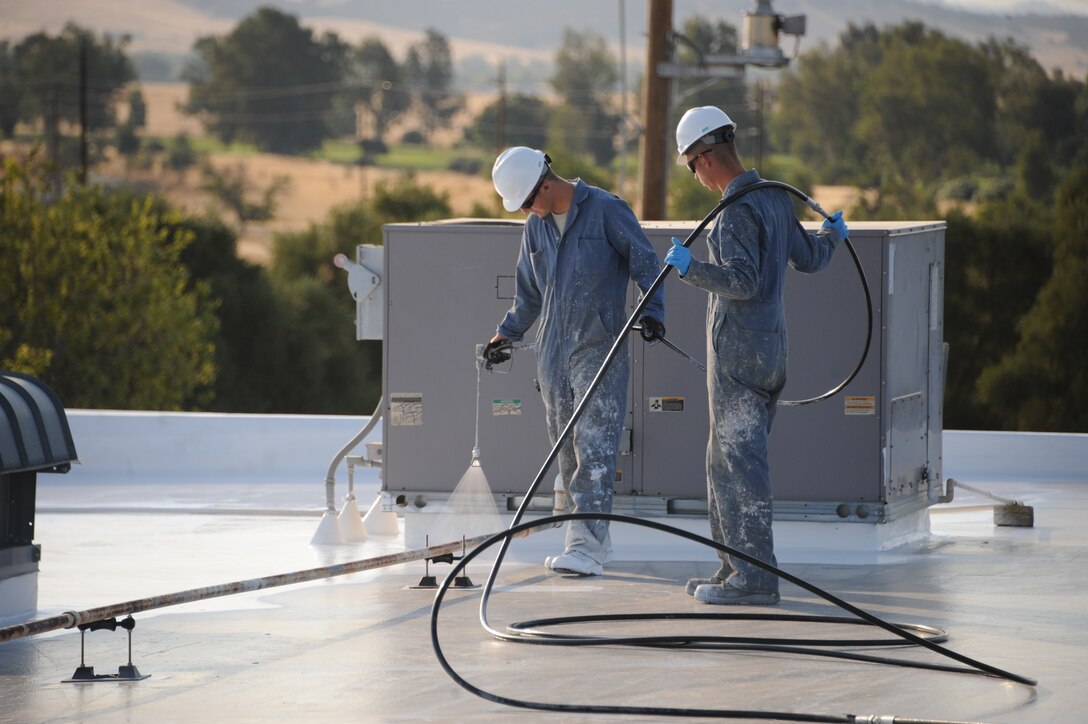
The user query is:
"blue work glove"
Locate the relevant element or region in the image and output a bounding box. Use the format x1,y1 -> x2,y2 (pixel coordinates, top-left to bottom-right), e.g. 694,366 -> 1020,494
665,237 -> 692,276
639,316 -> 666,343
820,210 -> 849,244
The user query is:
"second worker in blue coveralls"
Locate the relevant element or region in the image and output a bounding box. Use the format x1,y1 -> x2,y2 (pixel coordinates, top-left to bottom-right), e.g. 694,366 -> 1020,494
666,106 -> 849,605
483,147 -> 666,577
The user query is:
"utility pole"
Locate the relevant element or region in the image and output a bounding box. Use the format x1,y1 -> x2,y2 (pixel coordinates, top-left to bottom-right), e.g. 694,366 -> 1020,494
617,0 -> 628,198
639,0 -> 805,219
638,0 -> 672,220
496,59 -> 507,154
79,37 -> 89,184
754,79 -> 764,172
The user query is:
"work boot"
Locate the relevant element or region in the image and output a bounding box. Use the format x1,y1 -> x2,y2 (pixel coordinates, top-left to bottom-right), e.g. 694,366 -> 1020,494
685,576 -> 722,596
544,551 -> 603,576
694,583 -> 779,606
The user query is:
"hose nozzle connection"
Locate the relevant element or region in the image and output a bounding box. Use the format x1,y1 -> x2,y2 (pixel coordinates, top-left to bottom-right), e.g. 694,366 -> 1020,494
802,195 -> 830,220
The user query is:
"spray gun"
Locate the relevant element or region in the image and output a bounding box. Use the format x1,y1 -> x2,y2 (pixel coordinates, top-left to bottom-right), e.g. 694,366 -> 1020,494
631,324 -> 706,372
477,340 -> 513,371
477,339 -> 535,372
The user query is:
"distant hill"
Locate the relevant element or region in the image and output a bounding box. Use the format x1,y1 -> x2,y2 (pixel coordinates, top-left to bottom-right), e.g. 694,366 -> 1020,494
4,0 -> 1085,81
172,0 -> 1088,77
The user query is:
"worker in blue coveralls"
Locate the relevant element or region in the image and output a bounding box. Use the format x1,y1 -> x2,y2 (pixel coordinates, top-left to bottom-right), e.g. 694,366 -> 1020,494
483,147 -> 666,577
666,107 -> 849,605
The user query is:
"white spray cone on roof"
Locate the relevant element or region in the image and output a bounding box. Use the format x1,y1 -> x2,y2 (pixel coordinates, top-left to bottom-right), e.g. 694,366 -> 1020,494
363,493 -> 400,536
337,494 -> 368,542
310,507 -> 343,545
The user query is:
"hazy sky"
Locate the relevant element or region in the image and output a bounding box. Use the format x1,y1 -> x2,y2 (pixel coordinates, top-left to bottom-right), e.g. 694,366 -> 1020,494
930,0 -> 1088,13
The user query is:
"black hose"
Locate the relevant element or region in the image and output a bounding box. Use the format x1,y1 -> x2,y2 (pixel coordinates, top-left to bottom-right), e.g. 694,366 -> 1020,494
671,179 -> 874,407
778,211 -> 873,407
430,513 -> 1037,721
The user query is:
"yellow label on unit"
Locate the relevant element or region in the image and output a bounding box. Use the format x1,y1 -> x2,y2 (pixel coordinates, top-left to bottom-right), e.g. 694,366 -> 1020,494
844,396 -> 876,415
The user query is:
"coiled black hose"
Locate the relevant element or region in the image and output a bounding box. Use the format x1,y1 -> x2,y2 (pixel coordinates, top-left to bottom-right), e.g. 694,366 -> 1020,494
431,514 -> 1037,722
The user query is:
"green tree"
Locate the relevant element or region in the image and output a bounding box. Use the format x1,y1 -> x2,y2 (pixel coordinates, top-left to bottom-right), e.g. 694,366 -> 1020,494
167,214 -> 298,413
672,16 -> 749,135
770,24 -> 873,183
351,37 -> 411,143
0,152 -> 217,409
271,275 -> 379,413
403,29 -> 462,142
1014,129 -> 1055,202
983,38 -> 1083,171
465,93 -> 549,152
116,87 -> 147,157
0,42 -> 20,138
126,87 -> 146,128
772,22 -> 1087,196
184,7 -> 349,154
268,176 -> 454,411
201,163 -> 289,230
166,132 -> 198,171
549,27 -> 619,165
370,174 -> 452,223
546,104 -> 613,166
856,23 -> 996,186
13,24 -> 134,164
271,203 -> 382,284
942,200 -> 1052,429
266,228 -> 377,413
975,167 -> 1088,431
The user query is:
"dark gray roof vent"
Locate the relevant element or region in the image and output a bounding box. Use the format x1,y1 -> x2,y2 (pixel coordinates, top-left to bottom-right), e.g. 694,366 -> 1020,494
0,372 -> 78,475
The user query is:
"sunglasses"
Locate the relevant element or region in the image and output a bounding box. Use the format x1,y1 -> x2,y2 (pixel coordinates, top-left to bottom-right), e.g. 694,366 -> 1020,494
521,175 -> 546,210
686,150 -> 711,175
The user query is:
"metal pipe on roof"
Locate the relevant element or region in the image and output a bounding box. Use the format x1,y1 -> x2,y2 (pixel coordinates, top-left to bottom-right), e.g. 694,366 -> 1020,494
0,530 -> 512,645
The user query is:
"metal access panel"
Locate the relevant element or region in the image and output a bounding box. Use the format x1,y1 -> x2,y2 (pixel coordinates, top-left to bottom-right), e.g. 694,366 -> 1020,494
634,221 -> 945,522
381,219 -> 945,524
776,221 -> 945,522
381,220 -> 635,503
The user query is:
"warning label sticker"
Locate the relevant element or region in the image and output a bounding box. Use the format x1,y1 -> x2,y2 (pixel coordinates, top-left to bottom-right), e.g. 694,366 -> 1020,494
845,396 -> 876,415
390,393 -> 423,426
492,399 -> 522,416
649,397 -> 685,412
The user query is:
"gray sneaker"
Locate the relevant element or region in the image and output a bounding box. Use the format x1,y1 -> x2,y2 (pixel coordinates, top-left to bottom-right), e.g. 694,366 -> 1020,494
694,583 -> 779,606
685,576 -> 722,596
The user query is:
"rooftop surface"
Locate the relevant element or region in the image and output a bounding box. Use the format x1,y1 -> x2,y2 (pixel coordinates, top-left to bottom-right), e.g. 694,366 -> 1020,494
1,420 -> 1086,723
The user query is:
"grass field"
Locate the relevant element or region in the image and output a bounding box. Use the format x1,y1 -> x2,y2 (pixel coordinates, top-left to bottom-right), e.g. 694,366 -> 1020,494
109,83 -> 508,263
103,82 -> 862,265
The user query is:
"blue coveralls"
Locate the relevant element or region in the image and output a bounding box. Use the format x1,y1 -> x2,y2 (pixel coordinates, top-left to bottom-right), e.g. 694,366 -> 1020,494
679,170 -> 839,593
497,180 -> 665,565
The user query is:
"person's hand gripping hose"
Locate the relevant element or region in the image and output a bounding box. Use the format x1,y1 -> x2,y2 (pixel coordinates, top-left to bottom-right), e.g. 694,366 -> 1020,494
664,236 -> 692,276
820,210 -> 849,245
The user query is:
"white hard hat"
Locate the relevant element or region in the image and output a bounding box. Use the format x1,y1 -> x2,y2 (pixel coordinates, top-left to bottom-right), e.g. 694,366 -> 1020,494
675,106 -> 736,164
492,147 -> 549,212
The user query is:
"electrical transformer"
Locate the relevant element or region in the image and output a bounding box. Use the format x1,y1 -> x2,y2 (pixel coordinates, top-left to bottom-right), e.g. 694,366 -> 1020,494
372,219 -> 945,524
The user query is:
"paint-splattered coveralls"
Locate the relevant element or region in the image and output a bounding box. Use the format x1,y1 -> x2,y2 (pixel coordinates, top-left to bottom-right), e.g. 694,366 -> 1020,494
497,180 -> 665,564
680,170 -> 839,592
